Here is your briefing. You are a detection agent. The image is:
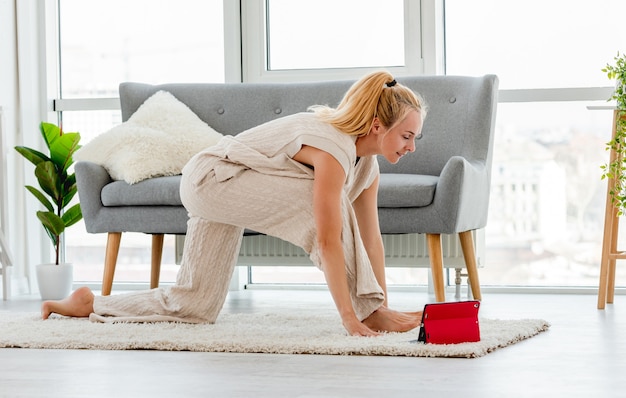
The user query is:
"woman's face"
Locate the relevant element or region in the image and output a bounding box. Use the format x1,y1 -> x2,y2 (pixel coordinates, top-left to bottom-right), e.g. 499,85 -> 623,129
378,110 -> 423,164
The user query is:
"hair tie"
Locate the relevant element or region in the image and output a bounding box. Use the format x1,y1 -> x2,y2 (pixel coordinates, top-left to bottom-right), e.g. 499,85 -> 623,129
386,79 -> 397,87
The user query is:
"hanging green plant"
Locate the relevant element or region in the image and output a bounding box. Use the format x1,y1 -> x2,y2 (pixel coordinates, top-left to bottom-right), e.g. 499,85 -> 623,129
600,52 -> 626,215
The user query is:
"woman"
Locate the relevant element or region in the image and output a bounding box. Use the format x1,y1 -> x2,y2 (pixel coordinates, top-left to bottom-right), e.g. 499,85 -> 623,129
43,71 -> 427,337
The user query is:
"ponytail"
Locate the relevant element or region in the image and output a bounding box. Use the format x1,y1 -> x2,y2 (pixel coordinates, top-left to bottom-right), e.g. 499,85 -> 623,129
310,71 -> 426,136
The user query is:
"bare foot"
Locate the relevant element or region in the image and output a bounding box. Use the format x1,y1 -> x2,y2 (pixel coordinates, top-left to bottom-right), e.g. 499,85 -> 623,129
362,306 -> 422,333
402,310 -> 424,318
41,286 -> 95,320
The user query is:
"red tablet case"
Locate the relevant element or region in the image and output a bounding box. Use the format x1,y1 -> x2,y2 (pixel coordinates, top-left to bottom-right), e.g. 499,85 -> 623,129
417,301 -> 481,344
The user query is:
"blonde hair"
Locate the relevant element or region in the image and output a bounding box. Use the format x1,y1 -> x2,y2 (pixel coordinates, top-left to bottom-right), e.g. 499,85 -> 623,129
310,71 -> 427,137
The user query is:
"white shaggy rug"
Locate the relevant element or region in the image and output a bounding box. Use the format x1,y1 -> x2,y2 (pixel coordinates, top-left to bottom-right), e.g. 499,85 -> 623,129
0,311 -> 549,358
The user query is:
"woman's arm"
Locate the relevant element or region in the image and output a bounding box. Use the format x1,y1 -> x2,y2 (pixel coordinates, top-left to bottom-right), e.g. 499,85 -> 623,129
293,146 -> 379,336
352,174 -> 388,306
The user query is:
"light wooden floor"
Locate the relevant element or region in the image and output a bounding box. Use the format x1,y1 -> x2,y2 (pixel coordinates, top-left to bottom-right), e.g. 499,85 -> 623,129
0,288 -> 624,398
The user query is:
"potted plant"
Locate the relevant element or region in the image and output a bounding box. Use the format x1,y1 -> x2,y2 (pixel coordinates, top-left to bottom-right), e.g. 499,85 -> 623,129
601,52 -> 626,215
14,121 -> 82,300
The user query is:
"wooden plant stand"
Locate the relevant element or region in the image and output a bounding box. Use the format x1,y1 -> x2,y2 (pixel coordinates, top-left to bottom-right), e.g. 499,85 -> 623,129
598,109 -> 626,309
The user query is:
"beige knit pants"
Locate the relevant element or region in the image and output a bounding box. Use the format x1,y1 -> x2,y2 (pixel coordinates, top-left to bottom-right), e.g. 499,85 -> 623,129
90,156 -> 385,323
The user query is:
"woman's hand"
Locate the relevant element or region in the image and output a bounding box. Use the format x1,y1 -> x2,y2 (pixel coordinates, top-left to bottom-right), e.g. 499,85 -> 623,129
342,316 -> 380,337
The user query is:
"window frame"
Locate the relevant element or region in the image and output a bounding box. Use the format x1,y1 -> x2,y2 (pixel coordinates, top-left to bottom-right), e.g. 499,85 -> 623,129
51,0 -> 242,112
241,0 -> 425,83
37,0 -> 619,291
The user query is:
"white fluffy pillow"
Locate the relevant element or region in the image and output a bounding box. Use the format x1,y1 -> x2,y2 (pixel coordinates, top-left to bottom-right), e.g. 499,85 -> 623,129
75,90 -> 223,184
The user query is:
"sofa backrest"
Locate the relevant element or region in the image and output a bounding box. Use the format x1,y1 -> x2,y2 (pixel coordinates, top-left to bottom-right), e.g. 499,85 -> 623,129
119,75 -> 498,177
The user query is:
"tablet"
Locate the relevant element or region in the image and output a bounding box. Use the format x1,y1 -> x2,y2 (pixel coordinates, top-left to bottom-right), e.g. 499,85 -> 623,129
415,300 -> 481,344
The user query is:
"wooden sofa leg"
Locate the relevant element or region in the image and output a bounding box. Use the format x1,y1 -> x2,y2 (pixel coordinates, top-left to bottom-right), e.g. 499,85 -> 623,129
151,234 -> 164,289
102,232 -> 122,296
426,233 -> 446,302
459,231 -> 482,301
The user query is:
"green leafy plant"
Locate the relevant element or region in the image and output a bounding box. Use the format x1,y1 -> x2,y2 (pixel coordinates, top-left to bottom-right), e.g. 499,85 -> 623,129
601,52 -> 626,215
603,52 -> 626,109
14,122 -> 83,264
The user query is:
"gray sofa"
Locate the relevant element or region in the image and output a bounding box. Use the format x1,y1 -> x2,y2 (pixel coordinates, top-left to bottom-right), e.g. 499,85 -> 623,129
76,75 -> 499,301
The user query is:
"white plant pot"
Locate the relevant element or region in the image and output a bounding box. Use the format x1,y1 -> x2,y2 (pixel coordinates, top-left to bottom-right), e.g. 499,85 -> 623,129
36,263 -> 73,300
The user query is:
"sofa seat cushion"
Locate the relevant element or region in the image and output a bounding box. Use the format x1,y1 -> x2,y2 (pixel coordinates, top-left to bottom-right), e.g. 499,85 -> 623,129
378,173 -> 438,208
101,173 -> 438,208
102,175 -> 183,206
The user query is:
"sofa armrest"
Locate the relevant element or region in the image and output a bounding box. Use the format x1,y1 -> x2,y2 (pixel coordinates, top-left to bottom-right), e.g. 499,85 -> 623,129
433,156 -> 491,232
75,161 -> 113,232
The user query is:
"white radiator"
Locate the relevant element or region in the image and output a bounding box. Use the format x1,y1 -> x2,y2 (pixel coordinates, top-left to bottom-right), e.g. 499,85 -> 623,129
176,230 -> 484,269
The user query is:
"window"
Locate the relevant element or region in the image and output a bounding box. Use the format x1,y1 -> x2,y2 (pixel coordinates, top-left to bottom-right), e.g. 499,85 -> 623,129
58,0 -> 225,284
59,0 -> 224,98
242,0 -> 422,82
48,1 -> 626,290
266,0 -> 404,70
241,0 -> 429,286
444,0 -> 625,89
445,0 -> 626,287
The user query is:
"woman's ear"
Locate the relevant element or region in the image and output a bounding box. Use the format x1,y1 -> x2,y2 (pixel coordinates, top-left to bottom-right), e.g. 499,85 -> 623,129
370,117 -> 383,135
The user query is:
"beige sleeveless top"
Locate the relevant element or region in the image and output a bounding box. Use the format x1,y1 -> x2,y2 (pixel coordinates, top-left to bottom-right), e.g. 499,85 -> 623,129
187,112 -> 379,201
